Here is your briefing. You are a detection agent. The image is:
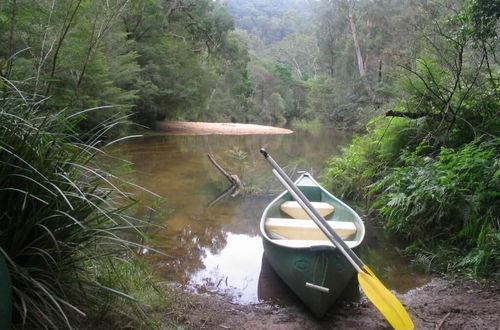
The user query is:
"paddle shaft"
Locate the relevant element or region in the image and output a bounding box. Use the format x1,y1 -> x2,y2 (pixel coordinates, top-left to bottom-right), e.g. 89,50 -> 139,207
260,149 -> 364,271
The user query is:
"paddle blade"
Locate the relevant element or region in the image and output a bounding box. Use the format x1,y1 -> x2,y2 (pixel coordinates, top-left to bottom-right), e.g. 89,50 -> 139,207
358,266 -> 414,330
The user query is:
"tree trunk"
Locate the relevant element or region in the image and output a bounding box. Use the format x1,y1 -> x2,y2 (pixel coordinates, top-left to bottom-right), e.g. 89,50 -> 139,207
6,0 -> 18,78
33,0 -> 57,100
205,87 -> 218,113
346,0 -> 376,103
378,59 -> 383,83
45,0 -> 83,96
73,0 -> 129,101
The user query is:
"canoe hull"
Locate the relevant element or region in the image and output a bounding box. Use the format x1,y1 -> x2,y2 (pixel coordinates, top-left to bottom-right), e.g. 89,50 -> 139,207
263,239 -> 358,317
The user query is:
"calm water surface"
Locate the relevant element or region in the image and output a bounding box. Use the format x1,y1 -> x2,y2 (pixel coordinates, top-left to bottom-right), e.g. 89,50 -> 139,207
113,128 -> 430,306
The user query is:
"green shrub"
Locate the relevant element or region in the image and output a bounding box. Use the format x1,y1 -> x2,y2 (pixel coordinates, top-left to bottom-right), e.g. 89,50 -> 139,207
371,138 -> 499,276
323,112 -> 499,277
80,258 -> 167,329
321,0 -> 500,278
0,81 -> 157,328
322,115 -> 420,199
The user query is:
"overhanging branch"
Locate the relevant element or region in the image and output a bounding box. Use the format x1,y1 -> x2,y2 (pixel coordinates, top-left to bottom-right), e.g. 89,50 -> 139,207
385,110 -> 430,119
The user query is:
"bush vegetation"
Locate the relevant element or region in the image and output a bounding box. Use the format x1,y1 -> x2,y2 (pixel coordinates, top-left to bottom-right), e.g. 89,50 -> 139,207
372,138 -> 499,277
323,0 -> 499,278
0,81 -> 163,328
324,124 -> 499,278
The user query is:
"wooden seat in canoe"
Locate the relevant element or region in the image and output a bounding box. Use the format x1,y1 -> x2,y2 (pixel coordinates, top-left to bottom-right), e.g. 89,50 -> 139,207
270,239 -> 359,249
265,217 -> 356,240
280,201 -> 334,219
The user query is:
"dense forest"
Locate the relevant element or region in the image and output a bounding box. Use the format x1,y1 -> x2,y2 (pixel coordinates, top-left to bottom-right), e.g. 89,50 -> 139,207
0,0 -> 467,130
3,0 -> 496,131
0,0 -> 498,328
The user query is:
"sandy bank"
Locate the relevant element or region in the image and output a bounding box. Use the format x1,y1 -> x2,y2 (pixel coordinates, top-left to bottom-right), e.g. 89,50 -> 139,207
155,121 -> 294,135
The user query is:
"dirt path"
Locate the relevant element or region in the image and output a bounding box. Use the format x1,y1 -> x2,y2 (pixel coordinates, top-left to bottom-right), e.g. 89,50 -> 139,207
155,121 -> 294,135
175,279 -> 499,329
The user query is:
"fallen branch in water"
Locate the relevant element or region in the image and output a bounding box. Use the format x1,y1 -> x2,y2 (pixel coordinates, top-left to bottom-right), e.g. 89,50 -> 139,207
207,153 -> 243,207
207,153 -> 242,187
208,185 -> 239,208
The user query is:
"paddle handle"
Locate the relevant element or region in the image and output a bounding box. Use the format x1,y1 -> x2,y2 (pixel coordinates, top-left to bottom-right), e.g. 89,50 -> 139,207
261,149 -> 364,271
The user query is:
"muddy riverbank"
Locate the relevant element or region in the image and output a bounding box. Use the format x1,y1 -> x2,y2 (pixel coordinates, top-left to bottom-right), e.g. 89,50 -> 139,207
168,278 -> 499,329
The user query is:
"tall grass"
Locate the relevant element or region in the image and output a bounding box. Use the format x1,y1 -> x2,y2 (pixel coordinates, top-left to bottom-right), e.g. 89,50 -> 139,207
0,79 -> 158,328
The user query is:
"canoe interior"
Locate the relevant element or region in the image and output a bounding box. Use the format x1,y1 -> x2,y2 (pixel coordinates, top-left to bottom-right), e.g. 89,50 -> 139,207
261,174 -> 365,249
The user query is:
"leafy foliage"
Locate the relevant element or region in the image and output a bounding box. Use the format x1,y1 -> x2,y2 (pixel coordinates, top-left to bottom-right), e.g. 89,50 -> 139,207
372,138 -> 499,276
323,0 -> 499,278
134,36 -> 212,124
0,81 -> 156,328
226,0 -> 313,46
0,0 -> 247,131
323,116 -> 419,199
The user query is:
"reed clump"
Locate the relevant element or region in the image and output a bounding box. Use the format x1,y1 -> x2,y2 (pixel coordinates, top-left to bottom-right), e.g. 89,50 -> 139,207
0,80 -> 162,328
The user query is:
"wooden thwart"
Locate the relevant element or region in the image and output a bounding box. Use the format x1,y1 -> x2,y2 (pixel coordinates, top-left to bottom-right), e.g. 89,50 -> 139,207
269,239 -> 359,249
265,217 -> 357,240
280,201 -> 334,219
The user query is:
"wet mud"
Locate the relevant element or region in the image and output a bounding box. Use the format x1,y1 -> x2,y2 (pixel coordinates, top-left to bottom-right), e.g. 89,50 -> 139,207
174,278 -> 500,329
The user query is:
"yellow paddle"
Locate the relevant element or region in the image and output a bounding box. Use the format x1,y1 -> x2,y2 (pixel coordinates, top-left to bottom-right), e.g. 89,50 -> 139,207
260,149 -> 414,330
359,266 -> 414,329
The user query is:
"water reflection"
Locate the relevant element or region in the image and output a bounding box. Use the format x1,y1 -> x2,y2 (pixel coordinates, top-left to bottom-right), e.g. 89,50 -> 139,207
189,233 -> 263,303
112,128 -> 430,306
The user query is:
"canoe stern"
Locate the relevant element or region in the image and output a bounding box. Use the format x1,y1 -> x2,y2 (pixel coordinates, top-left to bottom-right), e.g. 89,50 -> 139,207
262,238 -> 358,317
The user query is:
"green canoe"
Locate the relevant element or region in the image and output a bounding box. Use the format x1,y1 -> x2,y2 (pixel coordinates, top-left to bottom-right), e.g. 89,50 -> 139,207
260,172 -> 365,317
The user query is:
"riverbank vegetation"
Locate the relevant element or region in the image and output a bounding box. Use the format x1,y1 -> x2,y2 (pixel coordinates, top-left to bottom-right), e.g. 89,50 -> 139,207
1,0 -> 497,133
0,81 -> 168,328
323,0 -> 499,278
1,0 -> 435,132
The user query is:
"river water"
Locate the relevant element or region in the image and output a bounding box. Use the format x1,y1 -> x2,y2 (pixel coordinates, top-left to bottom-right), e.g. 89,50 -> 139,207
112,128 -> 430,306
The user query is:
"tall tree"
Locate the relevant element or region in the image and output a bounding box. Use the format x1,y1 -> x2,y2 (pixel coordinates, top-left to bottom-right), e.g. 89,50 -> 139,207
345,0 -> 376,102
45,0 -> 84,96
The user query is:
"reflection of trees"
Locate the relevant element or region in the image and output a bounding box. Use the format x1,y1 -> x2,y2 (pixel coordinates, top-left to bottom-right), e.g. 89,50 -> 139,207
113,129 -> 354,286
111,131 -> 352,200
149,196 -> 267,285
151,220 -> 228,285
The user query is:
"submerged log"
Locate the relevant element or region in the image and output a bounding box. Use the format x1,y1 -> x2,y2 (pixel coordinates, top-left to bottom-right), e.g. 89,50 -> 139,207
207,153 -> 242,187
207,153 -> 243,207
